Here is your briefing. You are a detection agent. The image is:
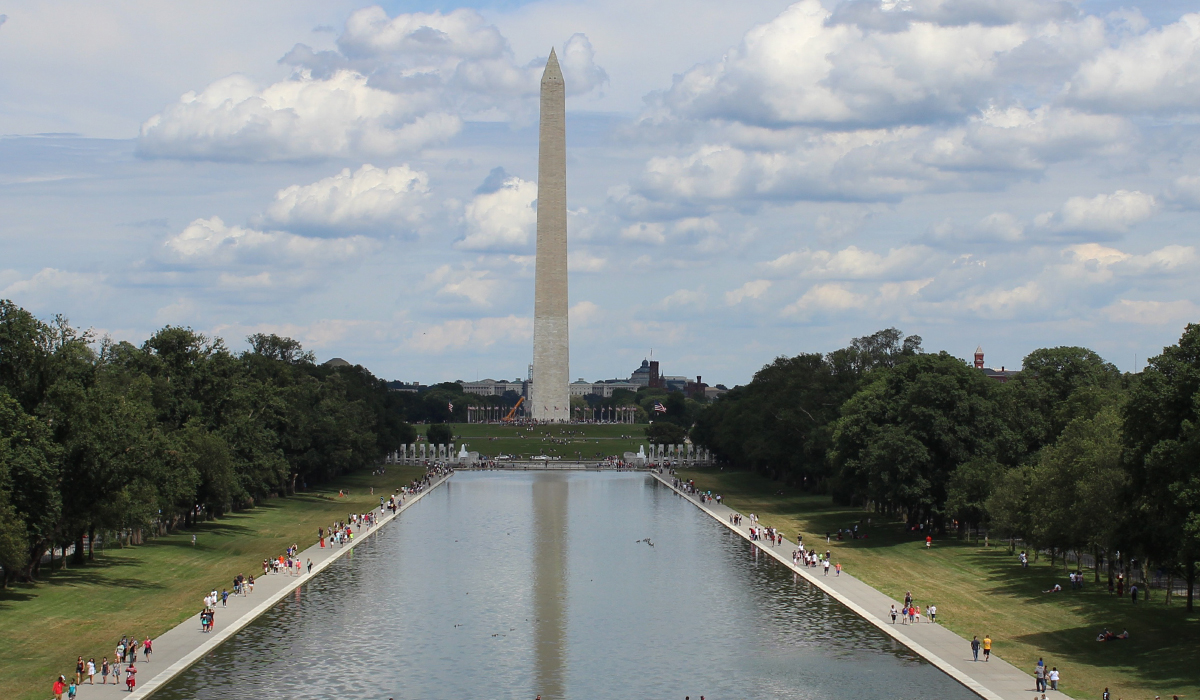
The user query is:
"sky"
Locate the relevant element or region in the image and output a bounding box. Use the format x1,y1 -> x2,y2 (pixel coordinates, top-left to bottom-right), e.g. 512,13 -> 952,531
3,0 -> 1200,386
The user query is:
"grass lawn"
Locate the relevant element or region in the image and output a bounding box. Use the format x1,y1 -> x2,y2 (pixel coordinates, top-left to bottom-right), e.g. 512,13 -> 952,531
0,465 -> 427,700
678,468 -> 1199,700
450,422 -> 648,461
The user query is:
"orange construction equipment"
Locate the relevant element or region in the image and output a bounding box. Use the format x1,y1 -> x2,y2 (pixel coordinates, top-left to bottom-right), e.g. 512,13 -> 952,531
503,397 -> 525,422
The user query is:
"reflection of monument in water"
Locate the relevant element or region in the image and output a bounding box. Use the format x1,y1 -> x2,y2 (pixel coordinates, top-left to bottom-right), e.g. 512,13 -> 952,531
532,473 -> 568,697
530,48 -> 570,423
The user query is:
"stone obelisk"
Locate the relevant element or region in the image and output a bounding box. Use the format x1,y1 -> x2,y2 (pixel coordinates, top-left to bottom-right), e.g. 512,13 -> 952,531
531,48 -> 569,423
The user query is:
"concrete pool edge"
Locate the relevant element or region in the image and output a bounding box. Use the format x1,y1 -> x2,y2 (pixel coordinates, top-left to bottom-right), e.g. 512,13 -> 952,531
127,471 -> 453,700
651,471 -> 1055,700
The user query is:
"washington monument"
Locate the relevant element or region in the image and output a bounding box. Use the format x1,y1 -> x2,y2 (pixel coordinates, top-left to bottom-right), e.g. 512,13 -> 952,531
531,49 -> 570,423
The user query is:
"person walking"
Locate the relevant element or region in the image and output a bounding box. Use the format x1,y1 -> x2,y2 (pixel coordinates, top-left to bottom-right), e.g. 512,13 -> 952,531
101,658 -> 110,684
86,658 -> 96,684
1049,667 -> 1059,691
929,604 -> 937,623
971,636 -> 980,661
53,675 -> 66,700
890,605 -> 898,623
983,634 -> 992,661
75,657 -> 84,684
1035,663 -> 1045,692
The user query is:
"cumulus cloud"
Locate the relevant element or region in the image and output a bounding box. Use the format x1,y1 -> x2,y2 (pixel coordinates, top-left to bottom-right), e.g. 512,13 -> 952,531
568,250 -> 607,272
725,279 -> 772,305
1066,243 -> 1197,275
259,164 -> 430,234
457,173 -> 537,251
1103,299 -> 1200,324
406,315 -> 531,352
1068,14 -> 1200,114
620,222 -> 666,244
138,72 -> 461,161
570,300 -> 601,326
424,264 -> 500,306
782,283 -> 868,317
1,268 -> 106,301
139,8 -> 605,161
1034,190 -> 1157,235
659,287 -> 707,309
652,0 -> 1100,129
766,245 -> 931,279
1167,174 -> 1200,209
161,217 -> 379,267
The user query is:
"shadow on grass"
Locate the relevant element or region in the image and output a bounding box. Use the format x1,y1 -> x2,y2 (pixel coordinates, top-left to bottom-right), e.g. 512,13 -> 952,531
0,554 -> 166,609
1015,624 -> 1200,692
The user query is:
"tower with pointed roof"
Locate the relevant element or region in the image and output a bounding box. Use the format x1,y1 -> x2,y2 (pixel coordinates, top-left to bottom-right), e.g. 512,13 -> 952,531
530,49 -> 570,422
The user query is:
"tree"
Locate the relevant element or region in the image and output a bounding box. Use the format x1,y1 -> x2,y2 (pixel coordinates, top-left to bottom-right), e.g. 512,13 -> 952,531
645,421 -> 686,445
426,423 -> 453,446
1123,324 -> 1200,611
945,458 -> 999,537
830,352 -> 1009,525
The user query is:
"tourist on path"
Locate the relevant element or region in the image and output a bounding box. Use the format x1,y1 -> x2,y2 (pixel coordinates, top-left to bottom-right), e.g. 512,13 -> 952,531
983,634 -> 992,661
53,675 -> 66,700
971,636 -> 980,661
101,657 -> 110,684
890,605 -> 898,623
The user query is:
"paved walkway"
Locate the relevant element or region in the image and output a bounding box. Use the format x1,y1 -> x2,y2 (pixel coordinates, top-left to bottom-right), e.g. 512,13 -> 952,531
652,472 -> 1064,700
74,471 -> 453,700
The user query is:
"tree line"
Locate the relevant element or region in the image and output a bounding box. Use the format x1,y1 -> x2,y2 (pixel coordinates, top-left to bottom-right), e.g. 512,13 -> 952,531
0,300 -> 418,587
691,327 -> 1200,610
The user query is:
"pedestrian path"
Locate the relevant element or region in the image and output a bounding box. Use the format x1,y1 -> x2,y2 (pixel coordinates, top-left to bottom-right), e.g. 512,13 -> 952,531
652,472 -> 1062,700
78,471 -> 453,699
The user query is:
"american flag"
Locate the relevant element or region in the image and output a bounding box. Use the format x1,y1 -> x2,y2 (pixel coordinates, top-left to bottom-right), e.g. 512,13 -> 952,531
448,402 -> 454,412
653,401 -> 667,413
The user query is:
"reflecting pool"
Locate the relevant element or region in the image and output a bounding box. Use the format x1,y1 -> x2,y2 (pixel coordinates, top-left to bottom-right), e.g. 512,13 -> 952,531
155,471 -> 976,700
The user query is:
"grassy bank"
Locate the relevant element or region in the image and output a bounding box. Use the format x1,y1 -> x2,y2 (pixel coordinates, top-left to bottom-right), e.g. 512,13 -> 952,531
0,465 -> 426,700
678,468 -> 1199,700
451,422 -> 647,460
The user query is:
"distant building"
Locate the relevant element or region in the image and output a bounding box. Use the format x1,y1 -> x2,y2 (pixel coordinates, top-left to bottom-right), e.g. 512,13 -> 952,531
323,357 -> 352,368
387,380 -> 426,393
974,346 -> 1019,383
460,379 -> 528,397
570,378 -> 641,397
630,359 -> 653,386
704,386 -> 727,400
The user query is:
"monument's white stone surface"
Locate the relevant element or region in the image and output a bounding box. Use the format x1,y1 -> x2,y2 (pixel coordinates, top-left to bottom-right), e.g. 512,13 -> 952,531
531,49 -> 570,423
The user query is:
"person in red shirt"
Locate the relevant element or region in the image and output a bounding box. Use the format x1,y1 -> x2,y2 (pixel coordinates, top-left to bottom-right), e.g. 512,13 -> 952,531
53,675 -> 66,700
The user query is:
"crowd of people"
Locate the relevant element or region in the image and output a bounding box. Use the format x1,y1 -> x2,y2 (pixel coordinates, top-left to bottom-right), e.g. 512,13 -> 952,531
51,635 -> 153,698
888,591 -> 937,625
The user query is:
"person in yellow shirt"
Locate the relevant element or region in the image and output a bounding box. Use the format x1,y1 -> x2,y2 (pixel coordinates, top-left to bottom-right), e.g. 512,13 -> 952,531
983,635 -> 993,661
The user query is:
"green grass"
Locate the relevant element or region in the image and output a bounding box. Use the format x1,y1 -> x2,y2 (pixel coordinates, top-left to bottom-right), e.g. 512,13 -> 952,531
450,422 -> 648,461
0,465 -> 427,700
677,468 -> 1199,700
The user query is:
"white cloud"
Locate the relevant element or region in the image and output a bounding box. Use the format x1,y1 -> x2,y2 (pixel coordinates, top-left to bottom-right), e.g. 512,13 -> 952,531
138,71 -> 461,161
1035,190 -> 1157,234
424,265 -> 500,306
659,287 -> 707,308
725,279 -> 772,305
654,0 -> 1100,129
766,245 -> 929,279
137,6 -> 608,161
570,300 -> 600,326
457,175 -> 537,251
963,281 -> 1043,317
567,250 -> 607,272
1103,299 -> 1200,325
161,217 -> 379,267
782,283 -> 868,316
259,164 -> 430,234
1,268 -> 106,299
1068,14 -> 1200,114
1066,243 -> 1197,275
406,315 -> 532,353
